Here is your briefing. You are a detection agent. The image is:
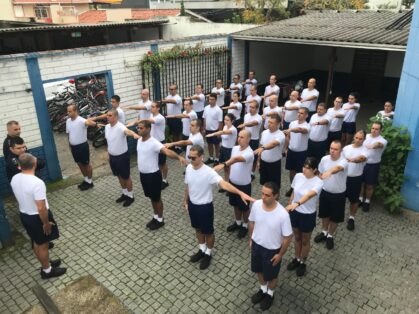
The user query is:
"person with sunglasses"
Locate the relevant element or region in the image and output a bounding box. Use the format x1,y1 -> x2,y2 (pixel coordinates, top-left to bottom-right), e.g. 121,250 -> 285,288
160,84 -> 183,152
184,145 -> 255,270
285,157 -> 323,277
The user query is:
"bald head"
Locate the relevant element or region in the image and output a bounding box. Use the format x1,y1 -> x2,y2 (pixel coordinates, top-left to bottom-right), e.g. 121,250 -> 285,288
238,129 -> 251,148
141,89 -> 150,100
269,95 -> 278,107
290,90 -> 299,101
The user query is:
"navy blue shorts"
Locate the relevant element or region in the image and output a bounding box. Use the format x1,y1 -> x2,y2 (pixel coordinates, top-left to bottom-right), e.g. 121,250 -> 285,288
251,241 -> 282,281
307,139 -> 328,164
188,200 -> 214,234
70,142 -> 90,165
283,121 -> 290,130
249,139 -> 259,151
363,163 -> 380,185
260,159 -> 281,187
158,141 -> 167,166
327,131 -> 342,146
319,190 -> 346,223
285,149 -> 307,173
206,130 -> 221,144
229,181 -> 251,211
342,122 -> 356,135
290,210 -> 316,233
219,146 -> 232,162
167,118 -> 182,136
109,151 -> 130,179
20,211 -> 59,245
140,170 -> 162,202
196,111 -> 204,121
346,175 -> 363,203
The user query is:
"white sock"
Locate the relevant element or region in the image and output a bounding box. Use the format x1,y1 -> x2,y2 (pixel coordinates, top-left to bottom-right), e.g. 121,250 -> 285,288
359,196 -> 364,202
126,191 -> 134,198
209,157 -> 214,160
322,230 -> 328,236
214,158 -> 219,162
156,216 -> 163,222
349,215 -> 355,220
84,177 -> 92,184
296,257 -> 301,262
162,179 -> 167,183
199,243 -> 207,253
205,248 -> 212,256
365,198 -> 371,204
267,289 -> 274,296
327,234 -> 333,238
260,284 -> 268,293
242,223 -> 248,229
42,266 -> 52,274
153,214 -> 158,219
251,172 -> 255,175
236,220 -> 242,226
122,188 -> 128,195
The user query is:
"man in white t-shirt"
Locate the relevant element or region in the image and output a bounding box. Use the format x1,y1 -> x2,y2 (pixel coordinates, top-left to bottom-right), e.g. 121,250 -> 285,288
249,182 -> 293,311
136,120 -> 186,230
211,79 -> 225,107
92,95 -> 125,124
166,99 -> 197,141
105,109 -> 140,207
187,84 -> 206,129
243,71 -> 258,97
341,92 -> 361,146
222,91 -> 243,127
214,130 -> 254,239
185,145 -> 254,270
254,113 -> 285,188
244,85 -> 262,114
229,74 -> 243,99
11,153 -> 67,279
314,140 -> 348,250
262,95 -> 282,130
160,84 -> 183,148
203,93 -> 223,165
263,75 -> 280,107
283,91 -> 301,130
66,104 -> 98,191
308,103 -> 331,162
359,122 -> 388,212
123,89 -> 152,120
377,101 -> 394,121
327,97 -> 345,146
300,78 -> 319,121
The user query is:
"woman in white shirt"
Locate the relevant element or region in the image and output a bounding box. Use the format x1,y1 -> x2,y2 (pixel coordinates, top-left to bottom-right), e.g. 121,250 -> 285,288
285,157 -> 324,277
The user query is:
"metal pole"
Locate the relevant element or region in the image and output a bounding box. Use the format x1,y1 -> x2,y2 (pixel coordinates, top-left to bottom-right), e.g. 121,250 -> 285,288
325,47 -> 337,106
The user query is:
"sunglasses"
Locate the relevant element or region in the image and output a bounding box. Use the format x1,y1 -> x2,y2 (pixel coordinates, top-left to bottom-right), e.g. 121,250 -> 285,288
188,156 -> 197,161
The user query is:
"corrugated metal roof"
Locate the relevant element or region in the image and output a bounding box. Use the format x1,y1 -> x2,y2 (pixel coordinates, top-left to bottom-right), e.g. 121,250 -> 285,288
232,10 -> 412,51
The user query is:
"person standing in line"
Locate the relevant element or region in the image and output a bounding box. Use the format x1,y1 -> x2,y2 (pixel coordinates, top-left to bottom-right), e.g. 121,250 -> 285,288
123,89 -> 152,120
136,120 -> 186,230
66,104 -> 98,191
11,153 -> 67,279
359,122 -> 388,212
222,91 -> 243,127
327,97 -> 345,147
308,103 -> 331,162
211,79 -> 225,108
283,91 -> 301,130
341,92 -> 361,146
105,109 -> 139,207
300,78 -> 319,121
262,75 -> 280,107
206,113 -> 237,192
283,108 -> 311,197
244,85 -> 262,114
3,120 -> 22,159
166,99 -> 197,142
314,140 -> 348,250
342,130 -> 368,231
249,182 -> 293,311
160,84 -> 183,151
243,71 -> 258,98
262,95 -> 282,130
253,113 -> 285,189
203,93 -> 223,165
92,95 -> 126,124
377,101 -> 394,120
229,74 -> 243,98
184,145 -> 254,270
187,84 -> 206,126
285,157 -> 323,277
214,130 -> 254,239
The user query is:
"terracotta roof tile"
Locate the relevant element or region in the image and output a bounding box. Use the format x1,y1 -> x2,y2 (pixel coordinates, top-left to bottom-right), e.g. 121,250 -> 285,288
78,10 -> 107,24
131,9 -> 179,20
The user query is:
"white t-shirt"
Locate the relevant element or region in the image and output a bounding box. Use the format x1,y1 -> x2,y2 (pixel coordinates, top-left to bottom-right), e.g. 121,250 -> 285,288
377,110 -> 394,120
343,102 -> 360,123
245,94 -> 262,113
182,110 -> 197,136
185,164 -> 222,205
186,132 -> 205,161
66,116 -> 87,146
230,82 -> 243,95
11,173 -> 49,215
342,144 -> 368,177
363,134 -> 388,164
264,84 -> 280,106
151,114 -> 166,142
309,113 -> 331,142
249,200 -> 293,250
244,78 -> 257,96
288,120 -> 310,152
284,100 -> 301,123
229,146 -> 254,185
263,106 -> 283,129
228,102 -> 243,120
203,105 -> 223,131
319,155 -> 348,193
192,93 -> 205,113
221,125 -> 237,149
260,129 -> 285,163
301,88 -> 319,112
327,107 -> 345,132
116,107 -> 126,124
291,173 -> 324,214
137,99 -> 152,120
166,94 -> 183,115
105,122 -> 128,156
244,113 -> 262,140
211,87 -> 225,107
137,137 -> 164,174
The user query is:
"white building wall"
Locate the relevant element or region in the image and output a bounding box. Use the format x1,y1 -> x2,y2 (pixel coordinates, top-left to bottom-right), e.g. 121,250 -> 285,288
231,39 -> 245,81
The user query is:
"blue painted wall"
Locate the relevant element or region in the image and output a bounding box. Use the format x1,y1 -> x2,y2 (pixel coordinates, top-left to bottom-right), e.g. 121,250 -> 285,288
394,7 -> 419,211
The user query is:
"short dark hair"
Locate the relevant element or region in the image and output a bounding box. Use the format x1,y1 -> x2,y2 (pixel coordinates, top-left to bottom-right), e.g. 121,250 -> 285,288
263,182 -> 279,196
317,102 -> 327,109
303,157 -> 319,170
330,140 -> 342,149
209,93 -> 217,99
233,91 -> 240,98
299,107 -> 309,115
9,136 -> 24,148
249,100 -> 259,109
225,113 -> 235,122
372,121 -> 383,130
190,119 -> 201,127
349,92 -> 359,100
269,113 -> 281,124
138,120 -> 151,129
7,120 -> 19,127
111,95 -> 120,102
190,144 -> 204,156
197,83 -> 203,89
109,108 -> 118,117
67,103 -> 77,111
234,74 -> 240,79
152,101 -> 160,109
19,153 -> 36,170
355,129 -> 366,138
184,99 -> 192,106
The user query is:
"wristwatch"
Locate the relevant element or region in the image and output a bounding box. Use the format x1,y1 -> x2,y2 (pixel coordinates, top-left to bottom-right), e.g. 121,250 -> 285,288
296,201 -> 301,206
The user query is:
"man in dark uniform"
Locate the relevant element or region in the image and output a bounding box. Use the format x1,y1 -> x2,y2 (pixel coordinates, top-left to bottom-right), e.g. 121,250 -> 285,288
3,120 -> 21,159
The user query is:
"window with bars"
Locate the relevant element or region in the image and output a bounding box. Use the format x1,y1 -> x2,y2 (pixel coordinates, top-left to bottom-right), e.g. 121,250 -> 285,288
35,6 -> 50,19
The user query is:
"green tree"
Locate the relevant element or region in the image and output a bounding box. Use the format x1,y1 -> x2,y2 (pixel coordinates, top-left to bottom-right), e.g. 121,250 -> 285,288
303,0 -> 366,10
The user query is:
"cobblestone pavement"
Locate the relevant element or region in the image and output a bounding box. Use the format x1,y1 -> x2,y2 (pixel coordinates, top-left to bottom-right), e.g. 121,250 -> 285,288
1,158 -> 419,314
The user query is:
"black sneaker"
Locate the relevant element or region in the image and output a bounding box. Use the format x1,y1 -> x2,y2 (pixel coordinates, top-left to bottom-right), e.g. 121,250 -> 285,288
214,160 -> 220,166
146,218 -> 157,229
326,237 -> 334,250
123,197 -> 134,207
48,242 -> 54,250
260,294 -> 274,311
286,258 -> 300,271
77,181 -> 87,190
149,219 -> 165,230
237,226 -> 248,239
251,289 -> 267,304
40,267 -> 67,279
190,250 -> 205,263
161,181 -> 169,190
199,254 -> 212,270
204,158 -> 214,165
296,263 -> 306,277
314,232 -> 327,243
175,147 -> 183,154
79,182 -> 94,191
50,259 -> 61,268
285,188 -> 293,197
227,222 -> 241,232
362,202 -> 370,212
218,188 -> 226,193
251,174 -> 255,181
347,218 -> 355,231
116,194 -> 127,203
